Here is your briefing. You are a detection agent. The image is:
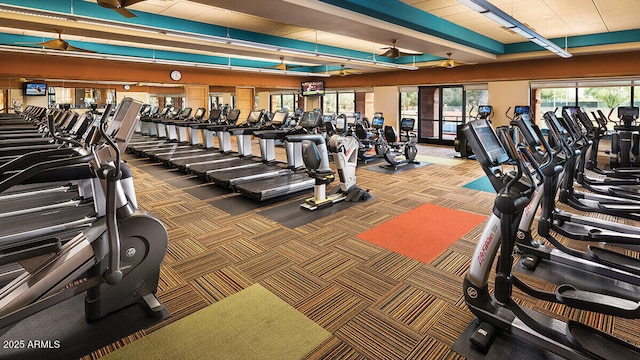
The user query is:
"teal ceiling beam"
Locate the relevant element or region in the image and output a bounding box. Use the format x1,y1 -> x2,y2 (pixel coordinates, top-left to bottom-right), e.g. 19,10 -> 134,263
505,29 -> 640,54
0,33 -> 303,70
0,0 -> 398,63
318,0 -> 504,54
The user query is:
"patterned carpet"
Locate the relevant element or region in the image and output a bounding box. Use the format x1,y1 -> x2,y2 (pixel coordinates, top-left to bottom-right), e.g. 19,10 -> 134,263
83,141 -> 639,359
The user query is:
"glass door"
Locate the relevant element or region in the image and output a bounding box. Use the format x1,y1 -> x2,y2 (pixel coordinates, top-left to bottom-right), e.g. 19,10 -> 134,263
418,86 -> 464,145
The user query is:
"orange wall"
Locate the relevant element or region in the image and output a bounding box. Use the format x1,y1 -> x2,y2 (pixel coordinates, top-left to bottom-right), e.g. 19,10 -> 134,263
1,50 -> 640,91
324,51 -> 640,88
0,52 -> 302,91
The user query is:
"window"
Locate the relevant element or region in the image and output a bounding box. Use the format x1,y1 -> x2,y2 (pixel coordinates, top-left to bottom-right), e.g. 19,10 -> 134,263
323,93 -> 337,113
465,89 -> 489,117
270,94 -> 297,112
400,90 -> 418,130
534,81 -> 638,131
323,91 -> 354,114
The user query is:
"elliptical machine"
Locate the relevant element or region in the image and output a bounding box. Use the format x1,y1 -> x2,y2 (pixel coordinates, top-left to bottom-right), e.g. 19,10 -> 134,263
462,118 -> 640,359
609,106 -> 640,169
380,118 -> 418,170
455,105 -> 493,159
0,98 -> 168,333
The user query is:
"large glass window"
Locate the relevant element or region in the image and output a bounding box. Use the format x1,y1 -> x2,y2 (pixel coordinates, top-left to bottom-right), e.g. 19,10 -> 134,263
323,93 -> 337,113
579,86 -> 631,110
337,92 -> 355,113
533,80 -> 640,131
400,90 -> 418,130
441,87 -> 463,141
465,89 -> 489,116
539,88 -> 576,115
323,91 -> 354,114
270,94 -> 297,112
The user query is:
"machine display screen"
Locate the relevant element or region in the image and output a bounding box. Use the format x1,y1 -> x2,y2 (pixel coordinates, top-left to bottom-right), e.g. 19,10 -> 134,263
299,111 -> 320,127
400,118 -> 415,131
470,120 -> 508,165
618,106 -> 639,118
248,111 -> 262,122
478,105 -> 492,115
371,117 -> 384,128
514,106 -> 530,115
271,111 -> 287,124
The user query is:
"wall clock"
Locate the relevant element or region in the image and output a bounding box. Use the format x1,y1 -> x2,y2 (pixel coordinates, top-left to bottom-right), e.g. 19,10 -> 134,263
170,70 -> 182,81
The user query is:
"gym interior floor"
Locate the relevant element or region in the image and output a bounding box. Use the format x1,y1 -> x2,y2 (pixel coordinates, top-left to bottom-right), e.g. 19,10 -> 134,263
84,141 -> 639,359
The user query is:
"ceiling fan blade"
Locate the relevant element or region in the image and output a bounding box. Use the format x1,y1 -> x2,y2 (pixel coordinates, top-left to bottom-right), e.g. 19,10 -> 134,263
40,39 -> 68,50
273,63 -> 287,71
397,51 -> 422,57
115,7 -> 137,18
380,48 -> 399,58
121,0 -> 147,6
66,44 -> 96,53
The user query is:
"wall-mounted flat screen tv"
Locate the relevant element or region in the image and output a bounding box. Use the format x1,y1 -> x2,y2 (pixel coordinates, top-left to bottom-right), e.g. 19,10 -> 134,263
23,83 -> 47,96
301,80 -> 325,96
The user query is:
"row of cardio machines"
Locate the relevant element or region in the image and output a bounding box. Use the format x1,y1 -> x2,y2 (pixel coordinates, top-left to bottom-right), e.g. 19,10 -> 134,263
460,106 -> 640,358
326,112 -> 419,170
128,106 -> 370,208
606,106 -> 640,169
0,99 -> 168,340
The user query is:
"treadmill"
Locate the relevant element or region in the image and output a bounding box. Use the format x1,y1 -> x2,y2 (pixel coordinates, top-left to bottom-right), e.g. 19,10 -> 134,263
154,108 -> 222,166
168,108 -> 241,172
207,110 -> 292,189
132,107 -> 188,155
187,110 -> 268,180
234,110 -> 323,202
144,108 -> 210,161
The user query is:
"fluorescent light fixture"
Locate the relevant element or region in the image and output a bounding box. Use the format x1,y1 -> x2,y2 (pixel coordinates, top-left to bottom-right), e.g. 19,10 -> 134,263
458,0 -> 571,58
530,37 -> 550,48
457,0 -> 487,12
509,26 -> 534,39
0,45 -> 329,77
0,3 -> 420,71
482,12 -> 515,28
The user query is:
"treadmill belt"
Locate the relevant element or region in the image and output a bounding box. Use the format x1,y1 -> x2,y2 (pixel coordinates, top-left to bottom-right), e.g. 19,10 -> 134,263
188,158 -> 260,176
0,190 -> 81,214
207,164 -> 287,188
234,173 -> 315,202
0,205 -> 95,237
170,152 -> 229,170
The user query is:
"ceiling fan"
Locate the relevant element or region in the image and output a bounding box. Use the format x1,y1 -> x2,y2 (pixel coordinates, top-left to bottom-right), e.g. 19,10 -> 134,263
379,39 -> 422,59
269,56 -> 302,71
97,0 -> 146,18
16,31 -> 95,53
332,65 -> 359,77
438,52 -> 465,68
